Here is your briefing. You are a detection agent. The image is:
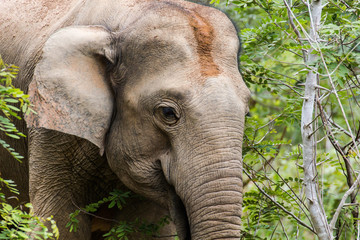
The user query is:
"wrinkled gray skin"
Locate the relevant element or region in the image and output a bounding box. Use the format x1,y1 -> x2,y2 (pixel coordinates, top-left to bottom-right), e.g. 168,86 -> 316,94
0,0 -> 250,239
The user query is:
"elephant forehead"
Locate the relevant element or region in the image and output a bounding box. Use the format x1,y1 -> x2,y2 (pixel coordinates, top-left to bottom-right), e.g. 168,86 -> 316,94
161,2 -> 220,78
123,2 -> 224,79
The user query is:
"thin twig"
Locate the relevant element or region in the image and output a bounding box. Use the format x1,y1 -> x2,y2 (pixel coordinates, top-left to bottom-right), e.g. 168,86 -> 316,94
307,122 -> 324,138
270,221 -> 280,240
71,198 -> 119,223
279,216 -> 290,240
255,113 -> 283,131
266,82 -> 303,96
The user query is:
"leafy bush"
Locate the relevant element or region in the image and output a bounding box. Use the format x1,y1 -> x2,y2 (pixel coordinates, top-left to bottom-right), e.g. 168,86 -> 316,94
0,56 -> 59,239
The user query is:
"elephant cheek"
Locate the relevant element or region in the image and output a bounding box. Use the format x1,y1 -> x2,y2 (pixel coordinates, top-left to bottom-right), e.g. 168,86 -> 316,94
106,141 -> 172,208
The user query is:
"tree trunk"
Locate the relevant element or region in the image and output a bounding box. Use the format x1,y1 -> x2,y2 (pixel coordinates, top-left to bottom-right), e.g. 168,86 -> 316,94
301,0 -> 332,239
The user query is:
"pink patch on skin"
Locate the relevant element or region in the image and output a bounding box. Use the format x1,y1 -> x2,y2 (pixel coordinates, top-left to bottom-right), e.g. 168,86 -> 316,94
187,11 -> 220,77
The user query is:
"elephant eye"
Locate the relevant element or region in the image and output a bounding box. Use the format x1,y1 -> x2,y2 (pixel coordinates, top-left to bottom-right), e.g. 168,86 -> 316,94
162,107 -> 176,118
159,106 -> 179,125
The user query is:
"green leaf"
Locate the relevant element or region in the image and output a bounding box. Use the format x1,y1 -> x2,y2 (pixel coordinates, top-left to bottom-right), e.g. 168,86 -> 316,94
17,231 -> 29,239
6,134 -> 20,139
4,98 -> 19,103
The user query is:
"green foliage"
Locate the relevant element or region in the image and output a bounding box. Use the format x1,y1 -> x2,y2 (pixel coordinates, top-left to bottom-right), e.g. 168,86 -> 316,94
0,56 -> 35,162
67,190 -> 172,239
0,203 -> 59,240
0,56 -> 58,239
102,216 -> 171,240
212,0 -> 360,239
0,179 -> 19,201
67,190 -> 131,233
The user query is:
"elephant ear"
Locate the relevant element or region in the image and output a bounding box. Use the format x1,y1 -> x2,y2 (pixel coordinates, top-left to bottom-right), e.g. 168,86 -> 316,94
25,25 -> 116,154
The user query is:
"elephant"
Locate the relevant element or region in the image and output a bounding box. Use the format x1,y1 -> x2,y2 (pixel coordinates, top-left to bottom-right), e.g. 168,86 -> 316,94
0,0 -> 250,239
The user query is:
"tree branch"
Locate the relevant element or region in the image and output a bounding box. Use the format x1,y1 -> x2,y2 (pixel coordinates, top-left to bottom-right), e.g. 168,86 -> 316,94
329,173 -> 360,230
283,0 -> 307,60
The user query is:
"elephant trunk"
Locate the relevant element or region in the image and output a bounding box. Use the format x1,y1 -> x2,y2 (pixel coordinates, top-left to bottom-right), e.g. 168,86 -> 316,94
185,154 -> 242,239
170,122 -> 244,239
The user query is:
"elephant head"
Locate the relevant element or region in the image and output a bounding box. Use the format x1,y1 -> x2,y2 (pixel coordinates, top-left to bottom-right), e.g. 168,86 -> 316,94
26,2 -> 250,239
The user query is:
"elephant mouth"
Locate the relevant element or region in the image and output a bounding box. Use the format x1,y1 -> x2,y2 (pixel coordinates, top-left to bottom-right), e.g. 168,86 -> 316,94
155,159 -> 190,239
169,187 -> 191,240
